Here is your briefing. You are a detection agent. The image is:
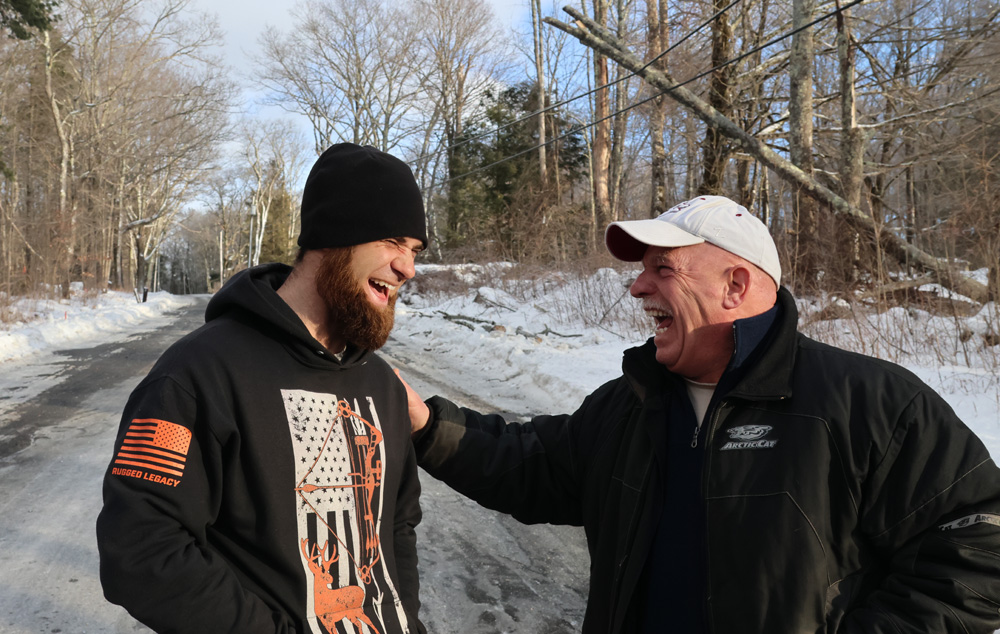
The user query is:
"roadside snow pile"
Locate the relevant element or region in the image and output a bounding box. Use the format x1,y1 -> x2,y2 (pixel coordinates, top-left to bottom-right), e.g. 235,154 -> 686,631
393,266 -> 645,415
0,287 -> 197,364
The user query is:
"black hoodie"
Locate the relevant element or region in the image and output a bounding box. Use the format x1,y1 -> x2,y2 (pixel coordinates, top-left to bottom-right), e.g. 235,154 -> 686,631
97,263 -> 424,634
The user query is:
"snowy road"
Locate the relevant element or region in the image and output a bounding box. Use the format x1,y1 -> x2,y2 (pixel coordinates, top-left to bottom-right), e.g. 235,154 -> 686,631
0,298 -> 212,633
0,299 -> 589,633
382,342 -> 590,633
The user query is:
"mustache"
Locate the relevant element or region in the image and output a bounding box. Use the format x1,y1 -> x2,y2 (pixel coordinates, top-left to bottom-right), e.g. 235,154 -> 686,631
642,302 -> 671,314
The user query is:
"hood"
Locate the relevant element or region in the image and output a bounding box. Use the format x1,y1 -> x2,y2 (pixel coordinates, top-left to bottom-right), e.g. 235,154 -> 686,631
204,263 -> 369,367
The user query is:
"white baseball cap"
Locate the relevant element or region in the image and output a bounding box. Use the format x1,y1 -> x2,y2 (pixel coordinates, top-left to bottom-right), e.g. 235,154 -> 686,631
605,195 -> 781,287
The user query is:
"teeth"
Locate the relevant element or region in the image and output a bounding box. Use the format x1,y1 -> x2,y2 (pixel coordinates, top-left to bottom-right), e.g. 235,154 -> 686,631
371,279 -> 397,292
644,305 -> 671,333
643,306 -> 672,320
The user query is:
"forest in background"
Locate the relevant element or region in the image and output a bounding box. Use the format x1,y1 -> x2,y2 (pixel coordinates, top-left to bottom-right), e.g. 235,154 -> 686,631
0,0 -> 997,326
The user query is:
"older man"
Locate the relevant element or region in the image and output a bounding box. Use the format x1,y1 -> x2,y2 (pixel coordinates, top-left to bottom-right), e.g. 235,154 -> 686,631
98,143 -> 428,634
404,195 -> 1000,633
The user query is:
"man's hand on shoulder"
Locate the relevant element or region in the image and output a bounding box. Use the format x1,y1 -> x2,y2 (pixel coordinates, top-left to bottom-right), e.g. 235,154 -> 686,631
394,369 -> 430,434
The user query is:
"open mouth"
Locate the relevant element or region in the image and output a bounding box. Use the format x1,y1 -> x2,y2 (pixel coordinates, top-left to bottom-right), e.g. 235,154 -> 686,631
645,305 -> 673,334
368,278 -> 397,303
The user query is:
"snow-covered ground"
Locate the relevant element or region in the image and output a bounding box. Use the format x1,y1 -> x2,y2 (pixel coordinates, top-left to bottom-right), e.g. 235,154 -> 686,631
0,284 -> 198,364
1,266 -> 998,462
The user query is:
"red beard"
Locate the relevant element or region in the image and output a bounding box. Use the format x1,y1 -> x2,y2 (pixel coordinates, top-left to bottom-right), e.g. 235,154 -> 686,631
314,247 -> 396,351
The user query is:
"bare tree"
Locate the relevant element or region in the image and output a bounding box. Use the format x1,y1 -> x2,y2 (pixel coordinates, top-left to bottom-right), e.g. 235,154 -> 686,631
644,0 -> 669,217
256,0 -> 425,154
835,4 -> 863,210
41,29 -> 79,297
410,0 -> 510,256
787,0 -> 819,289
238,119 -> 307,267
4,0 -> 998,315
531,0 -> 549,184
698,0 -> 736,197
606,0 -> 638,225
545,5 -> 992,303
79,0 -> 230,294
591,0 -> 613,228
191,168 -> 252,289
0,0 -> 232,297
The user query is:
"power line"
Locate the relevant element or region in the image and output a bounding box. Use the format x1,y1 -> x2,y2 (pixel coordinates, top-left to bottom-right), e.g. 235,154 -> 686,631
411,0 -> 744,168
431,0 -> 865,190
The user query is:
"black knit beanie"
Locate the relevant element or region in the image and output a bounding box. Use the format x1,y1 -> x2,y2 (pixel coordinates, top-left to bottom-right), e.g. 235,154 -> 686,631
297,143 -> 427,250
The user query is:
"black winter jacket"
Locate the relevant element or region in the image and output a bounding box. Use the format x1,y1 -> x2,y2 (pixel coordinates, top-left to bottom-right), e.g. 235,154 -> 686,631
415,287 -> 1000,633
97,264 -> 425,634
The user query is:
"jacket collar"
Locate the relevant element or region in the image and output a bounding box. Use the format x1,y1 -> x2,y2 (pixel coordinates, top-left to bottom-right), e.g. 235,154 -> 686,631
622,287 -> 799,402
726,286 -> 797,401
728,302 -> 779,372
622,339 -> 672,403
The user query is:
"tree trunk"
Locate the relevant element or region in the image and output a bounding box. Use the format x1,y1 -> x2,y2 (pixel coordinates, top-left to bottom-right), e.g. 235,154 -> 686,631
788,0 -> 819,290
646,0 -> 668,217
837,8 -> 863,210
736,157 -> 753,209
698,0 -> 734,196
609,54 -> 629,222
591,0 -> 612,227
531,0 -> 548,185
837,8 -> 864,284
43,31 -> 74,298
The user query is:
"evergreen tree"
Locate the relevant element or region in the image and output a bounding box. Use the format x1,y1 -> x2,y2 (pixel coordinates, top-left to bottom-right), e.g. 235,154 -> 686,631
446,81 -> 587,257
257,160 -> 297,265
1,0 -> 57,40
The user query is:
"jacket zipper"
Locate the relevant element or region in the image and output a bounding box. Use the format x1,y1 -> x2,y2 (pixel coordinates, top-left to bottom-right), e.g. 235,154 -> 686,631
691,387 -> 720,448
691,419 -> 702,448
692,401 -> 720,448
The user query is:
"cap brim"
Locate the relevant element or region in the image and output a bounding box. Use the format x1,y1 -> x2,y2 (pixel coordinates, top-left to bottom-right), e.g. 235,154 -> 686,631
605,220 -> 705,261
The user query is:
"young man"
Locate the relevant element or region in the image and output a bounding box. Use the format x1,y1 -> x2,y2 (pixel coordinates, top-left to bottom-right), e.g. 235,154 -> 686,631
97,143 -> 428,634
404,195 -> 1000,633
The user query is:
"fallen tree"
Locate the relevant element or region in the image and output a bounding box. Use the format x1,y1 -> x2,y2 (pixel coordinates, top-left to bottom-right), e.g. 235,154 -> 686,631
544,7 -> 991,305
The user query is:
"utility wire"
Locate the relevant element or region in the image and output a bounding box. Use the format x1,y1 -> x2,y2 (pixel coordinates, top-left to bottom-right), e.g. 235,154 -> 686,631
431,0 -> 865,190
410,0 -> 744,167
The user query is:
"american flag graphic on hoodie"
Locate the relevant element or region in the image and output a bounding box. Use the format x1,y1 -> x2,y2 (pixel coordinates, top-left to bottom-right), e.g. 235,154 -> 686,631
113,418 -> 191,477
282,389 -> 413,634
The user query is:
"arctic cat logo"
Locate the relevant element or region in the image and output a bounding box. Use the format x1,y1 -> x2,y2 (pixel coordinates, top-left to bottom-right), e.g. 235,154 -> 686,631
720,425 -> 777,450
727,425 -> 772,440
939,513 -> 1000,531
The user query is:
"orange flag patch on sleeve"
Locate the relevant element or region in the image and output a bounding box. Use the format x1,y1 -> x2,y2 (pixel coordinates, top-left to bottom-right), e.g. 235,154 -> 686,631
113,418 -> 192,483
